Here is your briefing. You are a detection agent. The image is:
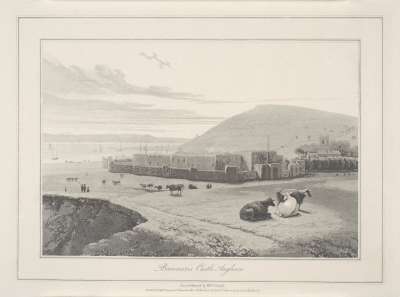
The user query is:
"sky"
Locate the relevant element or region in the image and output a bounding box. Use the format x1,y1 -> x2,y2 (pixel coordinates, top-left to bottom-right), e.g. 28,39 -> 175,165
42,40 -> 359,139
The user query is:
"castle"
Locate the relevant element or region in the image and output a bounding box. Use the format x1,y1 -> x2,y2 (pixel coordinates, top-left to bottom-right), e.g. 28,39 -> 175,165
106,150 -> 306,183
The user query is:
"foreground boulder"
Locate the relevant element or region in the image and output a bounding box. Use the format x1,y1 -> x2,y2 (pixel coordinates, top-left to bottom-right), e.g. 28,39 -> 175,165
42,195 -> 147,255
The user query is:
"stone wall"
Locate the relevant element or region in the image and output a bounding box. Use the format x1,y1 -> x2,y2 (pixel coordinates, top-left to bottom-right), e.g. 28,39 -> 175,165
215,154 -> 248,171
109,161 -> 133,173
128,164 -> 253,183
304,157 -> 358,172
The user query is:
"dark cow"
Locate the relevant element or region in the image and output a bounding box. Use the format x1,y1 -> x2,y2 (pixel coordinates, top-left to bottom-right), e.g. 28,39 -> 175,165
288,189 -> 312,210
112,180 -> 121,186
166,184 -> 184,196
66,177 -> 79,182
188,184 -> 198,190
239,198 -> 275,221
155,185 -> 163,191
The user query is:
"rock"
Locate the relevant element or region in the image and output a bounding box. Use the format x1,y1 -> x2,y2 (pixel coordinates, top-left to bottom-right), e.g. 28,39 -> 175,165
42,195 -> 147,255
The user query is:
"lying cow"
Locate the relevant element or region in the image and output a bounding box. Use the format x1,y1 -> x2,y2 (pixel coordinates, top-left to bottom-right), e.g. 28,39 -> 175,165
239,198 -> 275,222
276,188 -> 312,211
275,188 -> 312,217
188,184 -> 198,190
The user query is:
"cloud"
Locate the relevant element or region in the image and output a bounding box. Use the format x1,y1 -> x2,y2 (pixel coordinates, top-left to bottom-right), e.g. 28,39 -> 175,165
42,58 -> 211,103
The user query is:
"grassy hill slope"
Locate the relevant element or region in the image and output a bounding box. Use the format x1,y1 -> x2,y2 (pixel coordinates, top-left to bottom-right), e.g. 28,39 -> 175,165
179,105 -> 358,157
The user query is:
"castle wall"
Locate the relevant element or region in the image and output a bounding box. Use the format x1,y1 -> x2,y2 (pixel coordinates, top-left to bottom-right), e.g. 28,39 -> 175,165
215,154 -> 248,171
109,161 -> 133,173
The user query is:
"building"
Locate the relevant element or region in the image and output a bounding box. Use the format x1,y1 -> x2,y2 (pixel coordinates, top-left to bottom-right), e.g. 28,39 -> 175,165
241,151 -> 283,172
215,153 -> 248,171
109,150 -> 305,183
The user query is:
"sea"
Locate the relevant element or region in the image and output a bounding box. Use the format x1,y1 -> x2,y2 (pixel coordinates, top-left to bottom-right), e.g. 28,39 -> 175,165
42,142 -> 183,164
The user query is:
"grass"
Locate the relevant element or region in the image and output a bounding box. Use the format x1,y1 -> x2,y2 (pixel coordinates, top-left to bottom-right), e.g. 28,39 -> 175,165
44,162 -> 359,257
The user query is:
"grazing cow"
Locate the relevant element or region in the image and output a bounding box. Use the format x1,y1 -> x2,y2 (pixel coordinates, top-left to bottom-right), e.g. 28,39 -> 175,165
188,184 -> 198,190
166,184 -> 184,196
155,185 -> 163,191
112,180 -> 121,186
239,198 -> 275,221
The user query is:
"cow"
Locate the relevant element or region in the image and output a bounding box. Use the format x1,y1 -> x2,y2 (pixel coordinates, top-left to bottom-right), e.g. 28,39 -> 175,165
188,184 -> 198,190
288,189 -> 312,210
239,198 -> 275,222
276,188 -> 312,211
112,180 -> 121,186
155,185 -> 163,191
166,184 -> 184,196
66,177 -> 79,182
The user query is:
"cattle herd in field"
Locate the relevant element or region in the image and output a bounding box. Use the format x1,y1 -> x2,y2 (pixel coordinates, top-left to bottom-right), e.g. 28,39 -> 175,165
64,174 -> 310,221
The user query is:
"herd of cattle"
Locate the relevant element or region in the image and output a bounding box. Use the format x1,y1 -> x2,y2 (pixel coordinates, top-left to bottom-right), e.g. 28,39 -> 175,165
65,175 -> 311,221
138,183 -> 213,195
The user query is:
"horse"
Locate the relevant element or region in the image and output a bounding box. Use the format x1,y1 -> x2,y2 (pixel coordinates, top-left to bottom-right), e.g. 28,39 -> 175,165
166,184 -> 184,196
239,198 -> 275,221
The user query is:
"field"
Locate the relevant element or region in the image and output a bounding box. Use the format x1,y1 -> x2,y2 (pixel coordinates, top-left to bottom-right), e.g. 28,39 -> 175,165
42,161 -> 358,257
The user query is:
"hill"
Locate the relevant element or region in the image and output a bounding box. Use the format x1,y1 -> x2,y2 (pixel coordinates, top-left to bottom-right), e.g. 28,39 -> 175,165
179,105 -> 358,157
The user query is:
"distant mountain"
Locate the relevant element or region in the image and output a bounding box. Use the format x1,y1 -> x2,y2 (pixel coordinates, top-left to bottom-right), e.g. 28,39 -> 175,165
44,133 -> 189,144
179,105 -> 358,157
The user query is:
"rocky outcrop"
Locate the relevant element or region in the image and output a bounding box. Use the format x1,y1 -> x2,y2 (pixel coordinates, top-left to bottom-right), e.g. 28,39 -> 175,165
42,195 -> 147,255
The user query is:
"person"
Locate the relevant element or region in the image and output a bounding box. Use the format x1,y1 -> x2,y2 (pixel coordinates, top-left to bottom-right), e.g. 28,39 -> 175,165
86,186 -> 90,193
80,184 -> 84,192
82,184 -> 86,193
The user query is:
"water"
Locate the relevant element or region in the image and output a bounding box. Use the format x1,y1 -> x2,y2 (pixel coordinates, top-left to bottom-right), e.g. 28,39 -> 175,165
42,142 -> 184,164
